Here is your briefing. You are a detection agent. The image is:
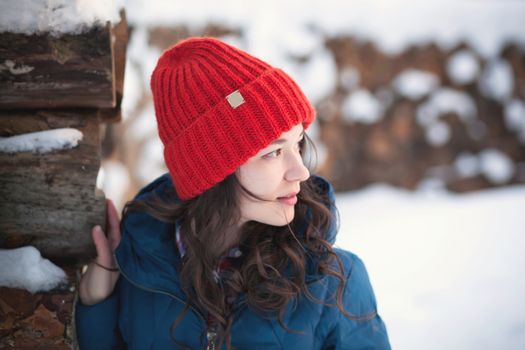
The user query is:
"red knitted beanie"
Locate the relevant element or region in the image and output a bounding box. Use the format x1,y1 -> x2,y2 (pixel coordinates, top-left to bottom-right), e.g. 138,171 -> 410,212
150,37 -> 316,200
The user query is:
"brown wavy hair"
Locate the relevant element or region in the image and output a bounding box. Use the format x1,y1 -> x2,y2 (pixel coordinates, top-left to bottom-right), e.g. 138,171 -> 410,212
122,134 -> 350,349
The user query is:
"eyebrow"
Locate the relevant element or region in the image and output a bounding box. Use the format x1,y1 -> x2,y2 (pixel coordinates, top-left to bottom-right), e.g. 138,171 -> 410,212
269,131 -> 305,146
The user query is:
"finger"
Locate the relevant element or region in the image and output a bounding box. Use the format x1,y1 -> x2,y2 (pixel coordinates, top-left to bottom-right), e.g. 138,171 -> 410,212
106,199 -> 120,232
105,199 -> 122,248
91,225 -> 113,264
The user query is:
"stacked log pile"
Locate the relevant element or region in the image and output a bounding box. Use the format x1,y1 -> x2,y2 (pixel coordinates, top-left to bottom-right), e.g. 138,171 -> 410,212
320,37 -> 525,192
0,14 -> 128,349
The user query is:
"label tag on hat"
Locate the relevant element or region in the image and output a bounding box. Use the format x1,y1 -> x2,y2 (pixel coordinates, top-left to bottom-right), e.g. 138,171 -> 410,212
226,90 -> 245,109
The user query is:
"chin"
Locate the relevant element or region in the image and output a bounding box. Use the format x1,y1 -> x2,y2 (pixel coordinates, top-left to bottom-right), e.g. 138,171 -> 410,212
260,209 -> 295,227
242,202 -> 297,227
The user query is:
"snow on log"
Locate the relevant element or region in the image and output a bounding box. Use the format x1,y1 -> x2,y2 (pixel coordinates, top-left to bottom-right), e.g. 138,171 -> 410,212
0,246 -> 67,293
0,128 -> 83,154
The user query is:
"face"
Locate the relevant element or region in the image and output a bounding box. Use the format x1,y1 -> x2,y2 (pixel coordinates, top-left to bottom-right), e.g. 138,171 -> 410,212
236,124 -> 310,227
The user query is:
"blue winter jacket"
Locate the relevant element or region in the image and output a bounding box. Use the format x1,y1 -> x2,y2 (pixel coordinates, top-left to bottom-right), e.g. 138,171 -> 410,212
75,174 -> 390,349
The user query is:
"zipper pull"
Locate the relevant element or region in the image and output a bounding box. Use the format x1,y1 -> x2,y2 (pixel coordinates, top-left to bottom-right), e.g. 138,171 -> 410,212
206,326 -> 218,350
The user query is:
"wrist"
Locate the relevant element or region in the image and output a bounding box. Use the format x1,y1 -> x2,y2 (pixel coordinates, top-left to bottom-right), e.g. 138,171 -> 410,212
94,261 -> 119,272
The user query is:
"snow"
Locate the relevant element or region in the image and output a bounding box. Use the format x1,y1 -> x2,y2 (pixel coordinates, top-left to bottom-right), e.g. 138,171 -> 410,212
416,177 -> 446,193
0,246 -> 67,293
128,102 -> 158,140
125,26 -> 161,101
417,88 -> 477,125
277,23 -> 319,58
335,184 -> 525,350
135,137 -> 166,185
97,161 -> 131,211
284,47 -> 338,104
446,49 -> 480,85
504,99 -> 525,144
454,152 -> 480,178
342,89 -> 384,124
415,88 -> 478,146
453,149 -> 515,184
339,66 -> 360,91
479,59 -> 515,102
479,149 -> 515,185
0,128 -> 83,154
0,60 -> 34,75
392,69 -> 440,100
125,0 -> 525,59
121,60 -> 143,119
0,0 -> 123,35
425,120 -> 450,147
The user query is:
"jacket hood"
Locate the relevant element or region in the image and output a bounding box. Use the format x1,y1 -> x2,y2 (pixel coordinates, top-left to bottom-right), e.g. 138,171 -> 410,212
115,173 -> 339,298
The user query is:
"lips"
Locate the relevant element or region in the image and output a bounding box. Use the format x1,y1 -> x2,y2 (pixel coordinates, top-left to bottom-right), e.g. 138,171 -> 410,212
277,192 -> 298,206
277,192 -> 298,199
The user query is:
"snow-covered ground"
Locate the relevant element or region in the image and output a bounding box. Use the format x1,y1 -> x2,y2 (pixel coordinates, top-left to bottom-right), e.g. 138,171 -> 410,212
335,184 -> 525,350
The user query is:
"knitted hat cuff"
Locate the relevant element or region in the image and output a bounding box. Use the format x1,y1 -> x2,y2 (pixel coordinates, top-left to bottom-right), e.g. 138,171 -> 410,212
164,67 -> 315,200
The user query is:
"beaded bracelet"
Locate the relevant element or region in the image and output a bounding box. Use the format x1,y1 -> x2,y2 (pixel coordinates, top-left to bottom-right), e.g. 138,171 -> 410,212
94,261 -> 119,272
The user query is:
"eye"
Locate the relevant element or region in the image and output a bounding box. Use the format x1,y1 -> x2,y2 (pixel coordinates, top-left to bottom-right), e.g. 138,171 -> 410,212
264,148 -> 282,158
262,134 -> 305,159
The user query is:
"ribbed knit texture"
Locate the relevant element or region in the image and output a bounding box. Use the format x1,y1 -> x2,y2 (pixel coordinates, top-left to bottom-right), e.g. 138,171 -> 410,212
150,37 -> 316,200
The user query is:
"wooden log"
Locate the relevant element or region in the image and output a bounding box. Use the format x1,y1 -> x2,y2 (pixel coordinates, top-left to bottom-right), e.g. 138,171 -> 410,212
0,25 -> 115,109
99,10 -> 129,123
0,110 -> 104,262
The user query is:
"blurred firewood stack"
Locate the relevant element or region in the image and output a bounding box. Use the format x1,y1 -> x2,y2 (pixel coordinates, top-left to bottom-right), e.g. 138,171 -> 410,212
108,24 -> 524,203
0,12 -> 128,349
321,36 -> 525,192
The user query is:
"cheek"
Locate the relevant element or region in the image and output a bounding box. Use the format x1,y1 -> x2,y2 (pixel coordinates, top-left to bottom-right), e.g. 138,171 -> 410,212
238,165 -> 282,197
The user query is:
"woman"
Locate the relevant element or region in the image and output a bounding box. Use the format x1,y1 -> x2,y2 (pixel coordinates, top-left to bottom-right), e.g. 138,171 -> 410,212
76,37 -> 390,350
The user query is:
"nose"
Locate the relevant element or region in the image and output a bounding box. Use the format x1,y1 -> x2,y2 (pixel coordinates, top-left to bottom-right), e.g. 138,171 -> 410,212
285,152 -> 310,183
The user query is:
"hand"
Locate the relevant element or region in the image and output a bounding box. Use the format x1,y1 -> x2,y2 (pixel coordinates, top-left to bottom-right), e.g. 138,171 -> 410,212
78,199 -> 122,305
92,198 -> 121,270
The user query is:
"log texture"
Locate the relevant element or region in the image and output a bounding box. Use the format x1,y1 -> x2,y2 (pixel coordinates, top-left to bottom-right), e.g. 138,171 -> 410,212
99,10 -> 129,123
0,110 -> 104,262
0,25 -> 115,109
0,267 -> 78,349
